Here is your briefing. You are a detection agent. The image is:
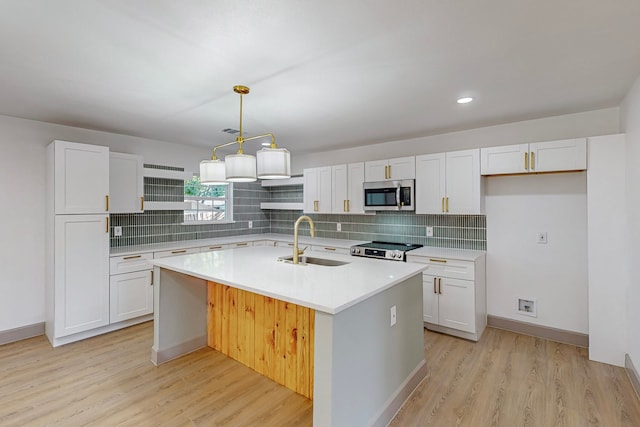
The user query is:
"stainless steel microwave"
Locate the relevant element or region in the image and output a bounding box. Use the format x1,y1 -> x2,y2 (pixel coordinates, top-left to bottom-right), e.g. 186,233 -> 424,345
363,179 -> 415,211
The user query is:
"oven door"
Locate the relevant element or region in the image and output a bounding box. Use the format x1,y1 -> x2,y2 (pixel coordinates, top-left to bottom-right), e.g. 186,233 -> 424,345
363,180 -> 414,211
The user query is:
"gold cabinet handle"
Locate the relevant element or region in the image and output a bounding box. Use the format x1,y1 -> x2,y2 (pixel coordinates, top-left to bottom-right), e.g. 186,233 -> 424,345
141,196 -> 144,211
446,197 -> 449,213
346,199 -> 350,212
441,197 -> 445,213
344,200 -> 348,212
530,152 -> 535,171
524,152 -> 529,171
438,278 -> 442,294
123,255 -> 142,260
388,165 -> 391,179
106,195 -> 110,211
433,277 -> 437,294
208,245 -> 223,250
429,258 -> 447,263
105,217 -> 109,233
314,200 -> 319,212
150,270 -> 154,286
235,242 -> 248,247
324,247 -> 336,251
171,250 -> 187,254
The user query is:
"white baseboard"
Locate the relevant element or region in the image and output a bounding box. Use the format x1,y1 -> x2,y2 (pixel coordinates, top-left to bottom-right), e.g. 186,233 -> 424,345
151,335 -> 207,366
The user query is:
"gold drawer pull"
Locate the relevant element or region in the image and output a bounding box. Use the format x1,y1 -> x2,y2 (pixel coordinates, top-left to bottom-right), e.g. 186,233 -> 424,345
209,246 -> 222,250
429,258 -> 447,263
123,255 -> 142,260
324,247 -> 336,251
236,243 -> 248,247
524,152 -> 529,171
171,250 -> 187,254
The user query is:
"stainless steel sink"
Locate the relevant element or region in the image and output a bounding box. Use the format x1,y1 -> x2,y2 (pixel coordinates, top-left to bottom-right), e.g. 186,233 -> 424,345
278,255 -> 350,267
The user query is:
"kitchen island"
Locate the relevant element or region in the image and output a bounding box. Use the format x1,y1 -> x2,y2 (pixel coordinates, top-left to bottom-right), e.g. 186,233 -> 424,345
151,246 -> 426,427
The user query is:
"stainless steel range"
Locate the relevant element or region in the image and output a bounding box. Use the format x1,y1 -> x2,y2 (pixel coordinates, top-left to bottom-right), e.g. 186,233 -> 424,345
350,241 -> 423,261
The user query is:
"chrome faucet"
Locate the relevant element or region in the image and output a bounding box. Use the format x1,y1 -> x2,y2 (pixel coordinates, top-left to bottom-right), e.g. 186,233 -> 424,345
293,215 -> 316,264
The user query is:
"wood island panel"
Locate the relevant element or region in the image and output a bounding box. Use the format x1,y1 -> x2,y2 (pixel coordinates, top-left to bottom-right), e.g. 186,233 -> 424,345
206,281 -> 315,399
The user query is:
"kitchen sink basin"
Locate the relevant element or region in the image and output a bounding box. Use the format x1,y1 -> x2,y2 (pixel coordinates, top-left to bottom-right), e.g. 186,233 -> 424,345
278,255 -> 350,267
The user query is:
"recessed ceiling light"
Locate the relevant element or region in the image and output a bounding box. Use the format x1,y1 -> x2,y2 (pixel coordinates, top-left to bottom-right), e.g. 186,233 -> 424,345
457,97 -> 473,104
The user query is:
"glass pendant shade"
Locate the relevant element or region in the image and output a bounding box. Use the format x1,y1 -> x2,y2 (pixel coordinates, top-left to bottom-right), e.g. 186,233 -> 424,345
199,159 -> 228,185
225,153 -> 257,182
257,147 -> 291,179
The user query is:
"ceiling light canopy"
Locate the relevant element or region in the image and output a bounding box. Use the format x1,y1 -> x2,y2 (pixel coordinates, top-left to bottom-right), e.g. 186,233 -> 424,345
200,85 -> 291,184
457,97 -> 473,104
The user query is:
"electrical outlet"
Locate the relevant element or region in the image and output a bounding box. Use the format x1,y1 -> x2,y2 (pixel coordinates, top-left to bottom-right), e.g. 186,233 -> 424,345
390,305 -> 397,327
248,221 -> 253,229
537,232 -> 548,244
426,226 -> 434,237
113,226 -> 122,237
336,223 -> 341,232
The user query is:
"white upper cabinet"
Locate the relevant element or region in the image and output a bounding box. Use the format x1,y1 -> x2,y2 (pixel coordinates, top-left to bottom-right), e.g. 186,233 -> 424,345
304,166 -> 332,213
416,149 -> 482,214
530,138 -> 587,172
481,138 -> 587,175
53,140 -> 110,214
109,152 -> 144,213
365,156 -> 415,181
331,162 -> 365,213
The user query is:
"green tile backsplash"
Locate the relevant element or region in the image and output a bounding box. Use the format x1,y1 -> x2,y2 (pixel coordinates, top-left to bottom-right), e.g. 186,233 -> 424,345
111,176 -> 486,250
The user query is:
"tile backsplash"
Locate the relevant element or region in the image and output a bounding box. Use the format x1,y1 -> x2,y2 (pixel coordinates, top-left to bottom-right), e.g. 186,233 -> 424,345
111,176 -> 485,250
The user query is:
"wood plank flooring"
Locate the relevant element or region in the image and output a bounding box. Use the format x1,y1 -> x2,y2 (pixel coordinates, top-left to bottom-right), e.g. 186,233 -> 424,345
1,322 -> 639,426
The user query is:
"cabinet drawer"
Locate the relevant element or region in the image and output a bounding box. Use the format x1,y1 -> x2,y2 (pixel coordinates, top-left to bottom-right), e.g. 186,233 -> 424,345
153,247 -> 200,259
311,245 -> 349,255
110,252 -> 153,275
411,257 -> 475,280
199,244 -> 230,253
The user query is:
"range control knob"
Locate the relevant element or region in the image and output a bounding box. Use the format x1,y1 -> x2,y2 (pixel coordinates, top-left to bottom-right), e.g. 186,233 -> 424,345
351,247 -> 361,255
394,250 -> 403,259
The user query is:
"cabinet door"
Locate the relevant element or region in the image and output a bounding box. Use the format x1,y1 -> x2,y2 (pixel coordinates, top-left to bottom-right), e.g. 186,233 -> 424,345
438,277 -> 476,333
415,153 -> 446,214
422,274 -> 439,323
347,162 -> 365,213
110,270 -> 153,323
109,152 -> 144,213
54,141 -> 110,214
530,138 -> 587,172
480,144 -> 529,175
332,164 -> 348,213
445,149 -> 482,214
303,168 -> 319,213
364,159 -> 388,181
388,156 -> 416,180
54,215 -> 110,337
317,166 -> 333,213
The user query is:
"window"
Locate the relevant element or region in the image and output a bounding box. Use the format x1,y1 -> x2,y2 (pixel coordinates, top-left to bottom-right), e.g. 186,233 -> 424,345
183,177 -> 233,223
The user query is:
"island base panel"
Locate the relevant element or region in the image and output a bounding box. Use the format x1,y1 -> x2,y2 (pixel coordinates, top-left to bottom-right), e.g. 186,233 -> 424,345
207,281 -> 314,399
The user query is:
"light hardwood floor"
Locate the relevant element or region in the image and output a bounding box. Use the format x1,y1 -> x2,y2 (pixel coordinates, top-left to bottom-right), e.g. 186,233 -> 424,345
1,322 -> 639,426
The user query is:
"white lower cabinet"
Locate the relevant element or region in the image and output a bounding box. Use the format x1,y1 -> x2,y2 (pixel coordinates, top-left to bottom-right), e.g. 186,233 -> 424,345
109,253 -> 153,323
407,253 -> 486,341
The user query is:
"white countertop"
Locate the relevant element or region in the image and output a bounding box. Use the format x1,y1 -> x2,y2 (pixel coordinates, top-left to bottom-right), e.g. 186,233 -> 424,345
151,246 -> 426,315
406,246 -> 485,262
110,233 -> 368,257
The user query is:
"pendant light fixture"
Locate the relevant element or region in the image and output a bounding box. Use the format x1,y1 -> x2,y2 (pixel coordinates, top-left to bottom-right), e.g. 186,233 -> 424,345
200,85 -> 291,184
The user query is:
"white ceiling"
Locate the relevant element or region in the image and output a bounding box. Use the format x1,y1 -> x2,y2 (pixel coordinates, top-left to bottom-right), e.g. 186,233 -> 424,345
1,1 -> 639,156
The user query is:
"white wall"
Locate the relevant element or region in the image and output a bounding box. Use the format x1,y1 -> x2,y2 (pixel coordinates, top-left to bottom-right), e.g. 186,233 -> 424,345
485,172 -> 588,333
293,108 -> 620,172
0,115 -> 209,332
621,75 -> 640,371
